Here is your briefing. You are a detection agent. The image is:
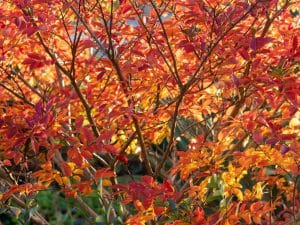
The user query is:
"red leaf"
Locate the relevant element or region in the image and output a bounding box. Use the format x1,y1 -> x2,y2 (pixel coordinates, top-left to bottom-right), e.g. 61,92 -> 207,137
138,64 -> 149,71
121,4 -> 132,14
28,53 -> 45,60
142,176 -> 154,185
266,138 -> 279,145
231,74 -> 240,87
250,201 -> 264,212
239,48 -> 250,60
24,26 -> 39,37
23,53 -> 47,69
81,150 -> 93,159
279,133 -> 297,140
75,115 -> 84,130
47,150 -> 55,160
250,37 -> 273,50
131,49 -> 145,57
73,155 -> 83,167
3,159 -> 12,166
162,179 -> 174,193
289,105 -> 297,116
6,126 -> 17,138
103,145 -> 117,153
252,130 -> 263,144
76,181 -> 92,195
292,36 -> 298,51
97,68 -> 106,80
177,40 -> 194,53
81,127 -> 94,144
31,138 -> 39,153
192,207 -> 206,224
80,39 -> 96,49
14,17 -> 25,29
97,130 -> 115,143
294,50 -> 300,58
280,145 -> 290,155
35,101 -> 43,115
116,154 -> 128,164
68,149 -> 83,167
62,2 -> 72,11
62,162 -> 72,177
154,206 -> 166,216
184,43 -> 194,53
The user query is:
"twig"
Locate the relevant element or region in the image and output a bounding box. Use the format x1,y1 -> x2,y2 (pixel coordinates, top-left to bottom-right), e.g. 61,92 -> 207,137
154,94 -> 183,178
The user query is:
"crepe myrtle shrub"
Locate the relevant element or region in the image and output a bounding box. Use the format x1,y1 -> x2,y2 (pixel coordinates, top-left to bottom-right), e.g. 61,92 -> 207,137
0,0 -> 299,224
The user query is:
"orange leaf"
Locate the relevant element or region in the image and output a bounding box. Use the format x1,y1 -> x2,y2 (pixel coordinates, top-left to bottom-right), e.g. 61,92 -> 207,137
61,162 -> 72,177
95,168 -> 115,179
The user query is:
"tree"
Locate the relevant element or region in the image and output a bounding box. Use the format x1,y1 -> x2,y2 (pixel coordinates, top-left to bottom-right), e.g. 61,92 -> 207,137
0,0 -> 299,224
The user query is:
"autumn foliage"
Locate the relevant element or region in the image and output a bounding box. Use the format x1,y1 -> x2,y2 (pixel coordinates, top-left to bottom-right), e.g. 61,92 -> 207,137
0,0 -> 299,224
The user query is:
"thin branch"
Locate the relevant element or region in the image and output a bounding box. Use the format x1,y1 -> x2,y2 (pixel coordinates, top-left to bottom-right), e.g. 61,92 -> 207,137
0,82 -> 34,107
10,67 -> 43,99
67,2 -> 108,56
73,0 -> 153,175
111,60 -> 153,175
21,6 -> 112,166
149,0 -> 183,88
111,131 -> 137,168
183,2 -> 259,91
0,168 -> 50,225
11,194 -> 51,225
154,94 -> 183,178
293,175 -> 300,224
130,0 -> 179,87
50,140 -> 99,220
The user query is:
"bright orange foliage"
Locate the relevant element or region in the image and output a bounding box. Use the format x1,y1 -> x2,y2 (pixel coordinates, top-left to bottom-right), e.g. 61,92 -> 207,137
0,0 -> 299,224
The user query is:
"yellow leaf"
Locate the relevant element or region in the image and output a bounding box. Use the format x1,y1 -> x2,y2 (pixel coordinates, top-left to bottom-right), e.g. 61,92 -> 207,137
67,162 -> 76,171
252,215 -> 261,224
126,139 -> 138,154
62,176 -> 69,184
254,182 -> 264,199
224,219 -> 231,225
232,188 -> 243,201
102,179 -> 112,186
73,175 -> 81,182
244,189 -> 254,200
126,206 -> 155,225
73,169 -> 83,175
43,180 -> 53,188
54,175 -> 69,185
153,125 -> 170,145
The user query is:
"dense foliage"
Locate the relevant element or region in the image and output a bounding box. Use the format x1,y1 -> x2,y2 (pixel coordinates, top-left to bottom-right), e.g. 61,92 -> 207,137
0,0 -> 299,224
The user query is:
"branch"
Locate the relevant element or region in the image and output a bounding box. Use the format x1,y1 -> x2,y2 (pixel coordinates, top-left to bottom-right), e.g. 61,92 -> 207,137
0,82 -> 34,107
50,142 -> 99,220
71,0 -> 153,175
20,7 -> 112,166
154,94 -> 183,178
10,67 -> 44,99
130,0 -> 180,87
152,5 -> 261,175
111,59 -> 153,175
110,131 -> 137,168
66,1 -> 108,56
0,168 -> 50,225
149,0 -> 183,88
183,2 -> 259,91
